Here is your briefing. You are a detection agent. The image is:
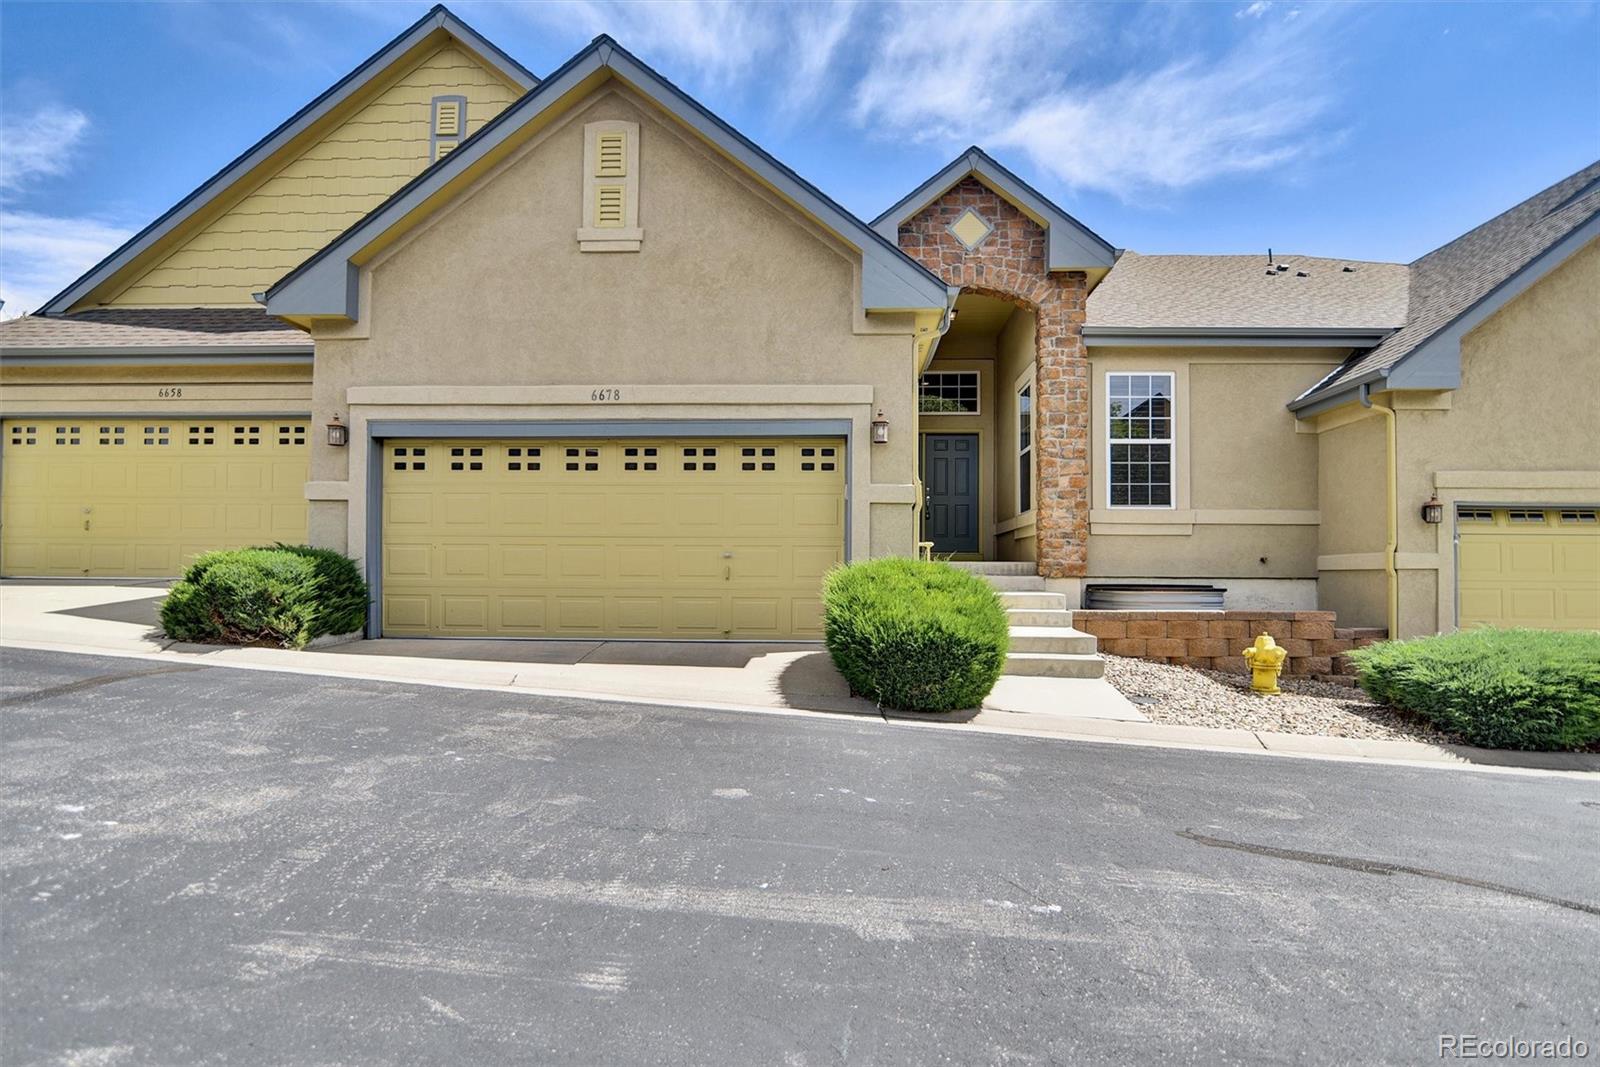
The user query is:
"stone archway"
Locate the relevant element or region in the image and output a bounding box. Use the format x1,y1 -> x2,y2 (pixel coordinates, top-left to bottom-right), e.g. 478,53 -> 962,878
895,177 -> 1089,578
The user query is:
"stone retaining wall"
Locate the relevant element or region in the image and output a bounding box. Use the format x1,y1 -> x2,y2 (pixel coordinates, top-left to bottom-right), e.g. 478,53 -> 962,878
1073,610 -> 1386,683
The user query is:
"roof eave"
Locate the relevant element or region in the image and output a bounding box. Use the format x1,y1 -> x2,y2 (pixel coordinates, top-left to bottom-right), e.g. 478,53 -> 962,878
39,4 -> 535,316
1084,325 -> 1396,349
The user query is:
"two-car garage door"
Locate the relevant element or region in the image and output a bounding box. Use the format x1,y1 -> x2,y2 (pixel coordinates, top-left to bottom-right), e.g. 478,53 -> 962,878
381,437 -> 846,638
1457,507 -> 1600,630
1,418 -> 309,577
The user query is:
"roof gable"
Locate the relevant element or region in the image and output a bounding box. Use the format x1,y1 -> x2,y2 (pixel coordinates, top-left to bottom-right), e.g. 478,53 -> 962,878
42,5 -> 535,315
873,147 -> 1117,274
1291,159 -> 1600,412
265,37 -> 951,322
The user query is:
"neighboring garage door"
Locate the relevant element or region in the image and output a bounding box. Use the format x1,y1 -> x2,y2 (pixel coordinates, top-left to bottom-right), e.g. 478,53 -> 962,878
1457,506 -> 1600,630
1,418 -> 310,577
381,437 -> 845,638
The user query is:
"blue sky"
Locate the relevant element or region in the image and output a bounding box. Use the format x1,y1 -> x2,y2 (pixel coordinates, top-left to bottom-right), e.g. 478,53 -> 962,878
1,0 -> 1596,315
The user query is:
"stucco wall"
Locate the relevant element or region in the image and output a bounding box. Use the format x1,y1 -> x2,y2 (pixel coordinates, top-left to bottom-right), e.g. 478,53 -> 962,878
307,87 -> 921,567
1313,412 -> 1390,629
1084,347 -> 1344,593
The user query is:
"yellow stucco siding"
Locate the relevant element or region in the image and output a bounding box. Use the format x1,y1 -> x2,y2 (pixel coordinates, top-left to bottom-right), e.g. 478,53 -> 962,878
993,307 -> 1037,562
305,87 -> 923,581
104,45 -> 521,309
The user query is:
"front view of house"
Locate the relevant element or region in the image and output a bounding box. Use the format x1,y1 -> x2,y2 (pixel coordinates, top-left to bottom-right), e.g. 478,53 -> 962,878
3,7 -> 1597,643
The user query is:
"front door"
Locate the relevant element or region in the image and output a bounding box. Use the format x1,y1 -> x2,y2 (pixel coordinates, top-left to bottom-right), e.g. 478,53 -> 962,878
923,434 -> 979,554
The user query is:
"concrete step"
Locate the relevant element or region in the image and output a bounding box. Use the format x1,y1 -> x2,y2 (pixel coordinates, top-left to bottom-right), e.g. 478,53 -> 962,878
981,574 -> 1048,592
1006,608 -> 1076,627
947,561 -> 1037,576
999,591 -> 1071,610
1008,626 -> 1099,655
1002,652 -> 1106,679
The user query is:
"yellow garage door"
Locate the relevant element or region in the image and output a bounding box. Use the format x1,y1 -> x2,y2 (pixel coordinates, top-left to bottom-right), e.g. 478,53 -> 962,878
1458,507 -> 1600,630
381,437 -> 845,638
1,418 -> 310,577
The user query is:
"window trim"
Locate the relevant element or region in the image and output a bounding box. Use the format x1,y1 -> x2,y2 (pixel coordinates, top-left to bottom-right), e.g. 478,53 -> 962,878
1015,370 -> 1034,516
918,369 -> 982,415
1105,370 -> 1176,510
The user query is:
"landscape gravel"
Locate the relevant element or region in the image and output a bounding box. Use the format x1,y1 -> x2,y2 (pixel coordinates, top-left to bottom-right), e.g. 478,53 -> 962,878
1101,655 -> 1456,742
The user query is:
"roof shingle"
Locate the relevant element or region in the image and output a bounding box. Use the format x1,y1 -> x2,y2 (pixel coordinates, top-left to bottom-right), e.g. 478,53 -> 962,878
0,308 -> 309,353
1085,252 -> 1410,331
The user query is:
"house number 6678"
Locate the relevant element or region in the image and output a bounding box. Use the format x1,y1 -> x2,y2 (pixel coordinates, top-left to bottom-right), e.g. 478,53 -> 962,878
590,388 -> 622,401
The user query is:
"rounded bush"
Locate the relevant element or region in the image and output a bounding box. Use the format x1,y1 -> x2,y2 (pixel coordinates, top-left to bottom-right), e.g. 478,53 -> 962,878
822,558 -> 1010,713
1350,628 -> 1600,750
159,544 -> 369,649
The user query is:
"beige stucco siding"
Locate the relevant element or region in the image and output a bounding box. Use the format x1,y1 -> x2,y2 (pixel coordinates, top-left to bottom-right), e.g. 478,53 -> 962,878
1085,347 -> 1344,586
307,87 -> 922,567
1314,412 -> 1390,628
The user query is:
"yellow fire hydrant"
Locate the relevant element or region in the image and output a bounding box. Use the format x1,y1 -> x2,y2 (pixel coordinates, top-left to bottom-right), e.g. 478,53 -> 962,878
1241,633 -> 1288,695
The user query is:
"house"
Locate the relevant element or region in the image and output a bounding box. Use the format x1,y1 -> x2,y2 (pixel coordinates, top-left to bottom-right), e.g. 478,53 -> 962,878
2,6 -> 1596,642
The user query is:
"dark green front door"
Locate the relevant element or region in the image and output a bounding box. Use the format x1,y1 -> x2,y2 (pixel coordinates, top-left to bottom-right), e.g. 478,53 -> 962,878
923,434 -> 979,554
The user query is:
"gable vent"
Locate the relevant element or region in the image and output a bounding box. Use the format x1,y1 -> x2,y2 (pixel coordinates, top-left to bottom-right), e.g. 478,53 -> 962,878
596,132 -> 626,177
595,185 -> 626,228
435,140 -> 458,162
434,100 -> 461,137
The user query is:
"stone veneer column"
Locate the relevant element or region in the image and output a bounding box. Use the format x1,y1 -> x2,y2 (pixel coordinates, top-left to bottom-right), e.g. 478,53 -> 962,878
896,177 -> 1090,577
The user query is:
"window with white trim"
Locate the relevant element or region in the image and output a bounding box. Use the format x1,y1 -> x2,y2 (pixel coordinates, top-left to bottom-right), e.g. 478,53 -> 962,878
919,371 -> 979,413
1017,382 -> 1033,513
1107,372 -> 1173,507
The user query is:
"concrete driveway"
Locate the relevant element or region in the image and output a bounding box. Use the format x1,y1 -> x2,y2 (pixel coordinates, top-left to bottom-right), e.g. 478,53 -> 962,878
3,646 -> 1597,1065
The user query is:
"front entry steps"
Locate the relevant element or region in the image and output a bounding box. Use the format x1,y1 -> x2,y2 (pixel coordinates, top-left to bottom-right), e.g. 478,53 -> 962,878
949,562 -> 1105,679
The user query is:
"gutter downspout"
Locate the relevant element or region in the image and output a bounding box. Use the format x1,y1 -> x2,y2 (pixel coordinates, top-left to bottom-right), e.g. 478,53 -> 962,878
1360,382 -> 1399,639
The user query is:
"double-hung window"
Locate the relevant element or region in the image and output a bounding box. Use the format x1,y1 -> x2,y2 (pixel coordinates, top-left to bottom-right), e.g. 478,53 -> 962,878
1107,373 -> 1173,507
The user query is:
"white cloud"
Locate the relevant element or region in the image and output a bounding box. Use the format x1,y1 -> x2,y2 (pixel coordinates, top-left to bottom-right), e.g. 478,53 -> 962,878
0,104 -> 90,193
854,2 -> 1344,198
0,210 -> 133,318
0,104 -> 131,318
1237,1 -> 1272,18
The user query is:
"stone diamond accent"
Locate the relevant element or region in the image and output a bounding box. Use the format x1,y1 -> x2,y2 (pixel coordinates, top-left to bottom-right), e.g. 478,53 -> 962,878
947,208 -> 993,251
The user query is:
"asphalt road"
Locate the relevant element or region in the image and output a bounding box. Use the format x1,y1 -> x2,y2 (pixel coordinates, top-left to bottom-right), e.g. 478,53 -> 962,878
2,646 -> 1597,1066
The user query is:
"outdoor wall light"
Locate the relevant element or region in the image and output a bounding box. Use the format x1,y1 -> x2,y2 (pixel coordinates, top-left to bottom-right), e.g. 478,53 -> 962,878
871,409 -> 890,445
1420,495 -> 1444,524
327,415 -> 349,448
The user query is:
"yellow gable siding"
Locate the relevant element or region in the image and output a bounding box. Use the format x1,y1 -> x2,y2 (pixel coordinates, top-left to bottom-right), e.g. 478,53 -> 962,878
107,45 -> 520,308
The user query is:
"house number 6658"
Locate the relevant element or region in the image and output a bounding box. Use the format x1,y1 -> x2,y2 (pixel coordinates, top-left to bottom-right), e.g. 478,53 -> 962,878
157,387 -> 183,399
590,388 -> 622,401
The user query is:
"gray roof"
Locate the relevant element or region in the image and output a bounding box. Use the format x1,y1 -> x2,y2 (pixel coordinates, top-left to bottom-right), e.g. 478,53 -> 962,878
1085,252 -> 1410,332
0,308 -> 309,355
1293,160 -> 1600,408
37,5 -> 536,316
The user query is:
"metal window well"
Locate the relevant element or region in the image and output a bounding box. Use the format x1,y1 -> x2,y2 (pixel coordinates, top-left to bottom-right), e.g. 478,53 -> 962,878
1085,584 -> 1226,610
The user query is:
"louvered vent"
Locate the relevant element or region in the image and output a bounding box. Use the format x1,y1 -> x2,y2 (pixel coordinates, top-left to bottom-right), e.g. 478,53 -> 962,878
596,132 -> 626,176
434,100 -> 461,137
435,140 -> 458,161
595,186 -> 626,228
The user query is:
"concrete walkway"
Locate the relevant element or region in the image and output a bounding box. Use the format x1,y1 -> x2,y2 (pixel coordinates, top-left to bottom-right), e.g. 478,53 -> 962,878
2,580 -> 1595,775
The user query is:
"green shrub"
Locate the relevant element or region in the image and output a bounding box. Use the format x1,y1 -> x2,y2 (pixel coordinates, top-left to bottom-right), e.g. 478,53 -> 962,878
1350,628 -> 1600,750
822,558 -> 1010,712
160,544 -> 368,649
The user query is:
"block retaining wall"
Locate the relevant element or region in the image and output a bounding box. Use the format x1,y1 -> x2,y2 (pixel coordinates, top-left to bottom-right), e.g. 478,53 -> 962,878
1073,610 -> 1387,684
